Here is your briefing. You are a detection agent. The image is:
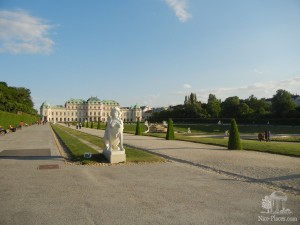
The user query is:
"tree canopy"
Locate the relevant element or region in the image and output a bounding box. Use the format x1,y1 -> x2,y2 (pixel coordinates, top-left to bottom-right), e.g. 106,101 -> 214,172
150,90 -> 299,123
271,89 -> 296,117
0,82 -> 37,115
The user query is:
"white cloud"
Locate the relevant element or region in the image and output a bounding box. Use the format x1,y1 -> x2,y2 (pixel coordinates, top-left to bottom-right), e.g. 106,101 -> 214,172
165,0 -> 191,23
0,9 -> 54,54
171,77 -> 300,103
253,68 -> 264,74
183,83 -> 192,89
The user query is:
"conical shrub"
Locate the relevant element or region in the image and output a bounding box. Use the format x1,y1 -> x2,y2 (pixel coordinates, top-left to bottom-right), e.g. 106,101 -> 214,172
91,122 -> 94,128
86,121 -> 89,128
135,118 -> 142,135
97,119 -> 101,130
166,118 -> 175,140
228,118 -> 242,150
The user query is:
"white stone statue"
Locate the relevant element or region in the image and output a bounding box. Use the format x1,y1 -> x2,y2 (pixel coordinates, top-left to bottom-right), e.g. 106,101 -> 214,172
144,120 -> 150,133
163,120 -> 168,127
103,107 -> 125,152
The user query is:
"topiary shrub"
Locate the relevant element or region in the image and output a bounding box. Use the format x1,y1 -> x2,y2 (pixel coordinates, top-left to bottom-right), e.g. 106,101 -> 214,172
228,118 -> 242,150
91,122 -> 94,128
135,118 -> 142,135
166,118 -> 175,140
97,119 -> 101,130
86,121 -> 89,128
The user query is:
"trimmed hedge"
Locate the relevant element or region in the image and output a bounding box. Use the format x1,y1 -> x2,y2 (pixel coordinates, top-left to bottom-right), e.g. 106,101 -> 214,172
228,119 -> 242,150
150,117 -> 300,125
0,110 -> 40,129
166,118 -> 175,140
135,118 -> 142,135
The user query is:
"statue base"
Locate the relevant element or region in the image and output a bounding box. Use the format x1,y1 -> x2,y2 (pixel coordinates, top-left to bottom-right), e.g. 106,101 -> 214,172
103,149 -> 126,164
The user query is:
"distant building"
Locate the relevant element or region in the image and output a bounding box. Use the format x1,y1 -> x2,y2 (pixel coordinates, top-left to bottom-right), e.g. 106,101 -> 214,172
142,110 -> 153,121
40,97 -> 142,123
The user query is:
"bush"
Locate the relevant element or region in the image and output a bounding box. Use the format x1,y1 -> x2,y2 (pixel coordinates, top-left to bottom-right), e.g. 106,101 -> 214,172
91,122 -> 94,128
86,122 -> 89,128
228,119 -> 242,150
166,118 -> 175,140
135,118 -> 142,135
97,119 -> 101,129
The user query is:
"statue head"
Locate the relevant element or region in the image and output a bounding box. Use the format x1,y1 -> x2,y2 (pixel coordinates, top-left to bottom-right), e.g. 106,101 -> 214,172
111,107 -> 121,119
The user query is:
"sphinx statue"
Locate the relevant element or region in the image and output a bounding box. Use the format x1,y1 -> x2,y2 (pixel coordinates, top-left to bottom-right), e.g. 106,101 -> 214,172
103,107 -> 125,152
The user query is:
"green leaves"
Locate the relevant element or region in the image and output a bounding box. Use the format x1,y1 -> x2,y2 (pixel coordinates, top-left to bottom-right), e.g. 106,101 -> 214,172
166,118 -> 175,140
228,119 -> 242,150
0,82 -> 36,115
135,118 -> 142,135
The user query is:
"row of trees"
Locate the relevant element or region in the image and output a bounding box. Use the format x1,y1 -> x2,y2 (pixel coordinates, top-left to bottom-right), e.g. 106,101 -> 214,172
150,89 -> 299,122
0,82 -> 37,115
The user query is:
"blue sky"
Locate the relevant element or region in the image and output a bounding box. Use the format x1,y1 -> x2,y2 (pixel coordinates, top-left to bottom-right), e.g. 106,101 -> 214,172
1,0 -> 300,110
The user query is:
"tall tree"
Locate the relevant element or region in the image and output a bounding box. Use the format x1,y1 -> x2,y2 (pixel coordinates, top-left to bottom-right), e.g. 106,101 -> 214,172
221,96 -> 240,118
244,95 -> 270,117
0,82 -> 36,114
207,94 -> 221,118
271,89 -> 296,117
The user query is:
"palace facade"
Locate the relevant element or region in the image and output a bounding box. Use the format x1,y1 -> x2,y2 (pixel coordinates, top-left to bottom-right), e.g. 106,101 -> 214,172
40,97 -> 142,123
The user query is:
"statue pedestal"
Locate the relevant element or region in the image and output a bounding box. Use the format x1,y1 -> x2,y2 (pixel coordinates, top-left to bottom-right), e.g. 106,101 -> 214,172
103,149 -> 126,164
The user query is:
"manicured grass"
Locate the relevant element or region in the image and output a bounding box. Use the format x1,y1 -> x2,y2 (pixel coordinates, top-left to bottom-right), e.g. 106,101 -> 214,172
58,125 -> 102,147
51,124 -> 100,163
66,124 -> 300,157
176,134 -> 300,157
271,136 -> 300,143
143,132 -> 300,157
0,110 -> 39,129
122,122 -> 300,136
53,124 -> 165,163
124,123 -> 148,134
174,124 -> 300,134
125,146 -> 165,163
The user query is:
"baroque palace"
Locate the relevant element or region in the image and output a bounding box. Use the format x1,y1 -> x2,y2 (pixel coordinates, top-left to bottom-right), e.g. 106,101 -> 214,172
40,97 -> 142,123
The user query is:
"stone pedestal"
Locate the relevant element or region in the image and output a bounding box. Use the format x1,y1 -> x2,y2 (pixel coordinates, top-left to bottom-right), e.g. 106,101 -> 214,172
103,149 -> 126,164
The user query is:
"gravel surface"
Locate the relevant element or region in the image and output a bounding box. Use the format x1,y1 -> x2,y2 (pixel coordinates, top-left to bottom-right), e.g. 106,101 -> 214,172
0,124 -> 299,225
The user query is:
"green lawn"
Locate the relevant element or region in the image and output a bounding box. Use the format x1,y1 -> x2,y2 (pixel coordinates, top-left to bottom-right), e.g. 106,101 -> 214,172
174,124 -> 300,134
51,124 -> 100,164
175,134 -> 300,157
91,121 -> 300,135
52,124 -> 164,164
60,122 -> 300,157
0,110 -> 39,129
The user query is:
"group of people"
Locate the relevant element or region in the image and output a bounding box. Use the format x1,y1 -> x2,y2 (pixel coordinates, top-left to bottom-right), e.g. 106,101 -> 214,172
0,124 -> 17,134
75,123 -> 82,129
258,130 -> 271,142
0,121 -> 32,135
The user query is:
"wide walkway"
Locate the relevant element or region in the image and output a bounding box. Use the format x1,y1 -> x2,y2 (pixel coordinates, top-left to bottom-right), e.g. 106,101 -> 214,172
64,124 -> 300,195
0,124 -> 299,225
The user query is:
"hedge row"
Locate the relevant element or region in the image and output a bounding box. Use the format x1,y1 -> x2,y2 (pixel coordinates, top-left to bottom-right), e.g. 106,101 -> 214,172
157,118 -> 300,125
0,110 -> 40,129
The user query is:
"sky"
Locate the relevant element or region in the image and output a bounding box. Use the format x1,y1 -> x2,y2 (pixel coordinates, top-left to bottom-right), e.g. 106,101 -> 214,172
0,0 -> 300,110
